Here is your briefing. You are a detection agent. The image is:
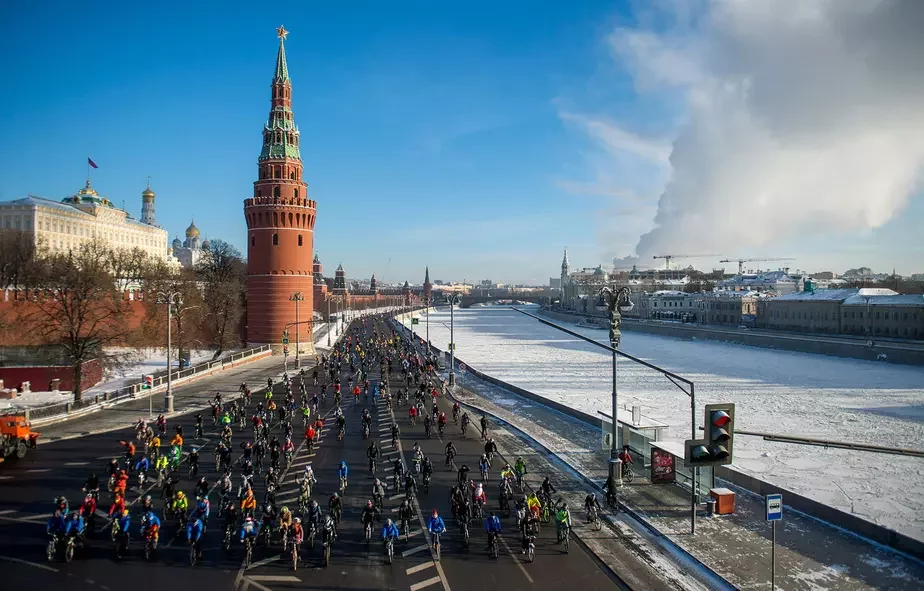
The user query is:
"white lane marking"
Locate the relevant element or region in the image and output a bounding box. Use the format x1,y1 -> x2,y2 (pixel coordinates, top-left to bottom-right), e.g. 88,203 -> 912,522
402,543 -> 429,557
248,575 -> 300,583
245,555 -> 280,570
0,555 -> 60,572
406,561 -> 434,575
388,494 -> 404,500
410,576 -> 443,591
499,534 -> 533,584
64,462 -> 90,466
0,477 -> 11,481
407,529 -> 422,538
241,577 -> 272,591
0,510 -> 14,515
390,507 -> 400,513
26,469 -> 50,473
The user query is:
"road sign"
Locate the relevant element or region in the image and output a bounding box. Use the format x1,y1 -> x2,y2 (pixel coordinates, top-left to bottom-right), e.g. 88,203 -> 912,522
142,375 -> 153,390
412,318 -> 420,325
282,337 -> 289,345
766,494 -> 783,521
459,363 -> 467,371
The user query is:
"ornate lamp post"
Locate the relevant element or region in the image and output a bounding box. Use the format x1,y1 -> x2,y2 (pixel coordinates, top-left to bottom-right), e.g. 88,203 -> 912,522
596,286 -> 634,484
155,290 -> 183,413
289,292 -> 304,368
448,293 -> 463,387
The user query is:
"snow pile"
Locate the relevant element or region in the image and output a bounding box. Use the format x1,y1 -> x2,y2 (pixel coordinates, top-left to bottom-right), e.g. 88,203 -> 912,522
405,306 -> 924,542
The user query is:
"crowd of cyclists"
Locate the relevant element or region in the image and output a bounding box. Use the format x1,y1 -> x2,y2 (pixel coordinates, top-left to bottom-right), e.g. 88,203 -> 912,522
43,312 -> 623,569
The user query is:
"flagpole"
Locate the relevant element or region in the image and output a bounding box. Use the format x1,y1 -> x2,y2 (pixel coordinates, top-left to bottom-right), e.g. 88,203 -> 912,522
87,158 -> 90,184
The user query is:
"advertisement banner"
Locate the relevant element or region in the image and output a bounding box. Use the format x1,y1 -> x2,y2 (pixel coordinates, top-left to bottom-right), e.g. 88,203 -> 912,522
650,447 -> 676,484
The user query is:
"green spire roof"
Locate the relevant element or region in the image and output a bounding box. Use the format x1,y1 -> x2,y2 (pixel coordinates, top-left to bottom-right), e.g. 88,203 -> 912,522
274,39 -> 289,82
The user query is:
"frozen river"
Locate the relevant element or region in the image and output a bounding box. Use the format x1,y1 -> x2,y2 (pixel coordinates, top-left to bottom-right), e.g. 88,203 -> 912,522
403,305 -> 924,542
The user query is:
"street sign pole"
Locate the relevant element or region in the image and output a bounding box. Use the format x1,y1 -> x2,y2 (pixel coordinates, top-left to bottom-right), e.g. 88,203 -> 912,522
766,493 -> 783,591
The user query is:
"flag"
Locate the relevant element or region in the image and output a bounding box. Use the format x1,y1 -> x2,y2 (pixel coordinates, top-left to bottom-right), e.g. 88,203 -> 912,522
87,157 -> 98,169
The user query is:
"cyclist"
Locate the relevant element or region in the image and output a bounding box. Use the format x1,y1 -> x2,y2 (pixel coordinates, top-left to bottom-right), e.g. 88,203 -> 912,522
279,506 -> 293,537
500,463 -> 515,482
472,482 -> 487,517
109,492 -> 126,519
195,476 -> 209,499
422,456 -> 433,484
428,509 -> 446,548
116,509 -> 132,545
480,414 -> 489,437
457,464 -> 470,487
240,489 -> 257,518
367,441 -> 380,471
141,509 -> 160,546
239,515 -> 259,544
437,411 -> 447,435
336,413 -> 346,438
445,441 -> 457,467
540,475 -> 557,496
290,516 -> 304,549
521,507 -> 540,554
391,422 -> 400,444
584,493 -> 601,521
361,500 -> 377,538
526,492 -> 542,521
337,461 -> 349,490
328,493 -> 343,526
404,472 -> 418,500
305,499 -> 322,532
397,499 -> 413,537
372,478 -> 386,511
484,438 -> 498,464
485,511 -> 502,549
479,454 -> 490,483
555,501 -> 572,542
381,518 -> 400,548
514,457 -> 527,486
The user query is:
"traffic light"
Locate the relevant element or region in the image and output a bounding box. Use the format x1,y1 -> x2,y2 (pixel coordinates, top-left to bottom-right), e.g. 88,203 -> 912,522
283,345 -> 289,357
684,403 -> 735,467
142,375 -> 153,390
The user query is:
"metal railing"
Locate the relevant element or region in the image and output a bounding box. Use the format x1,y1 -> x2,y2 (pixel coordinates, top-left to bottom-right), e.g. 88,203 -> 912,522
7,345 -> 271,421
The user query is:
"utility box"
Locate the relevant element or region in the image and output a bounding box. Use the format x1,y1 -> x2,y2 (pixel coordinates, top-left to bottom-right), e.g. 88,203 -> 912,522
710,487 -> 736,515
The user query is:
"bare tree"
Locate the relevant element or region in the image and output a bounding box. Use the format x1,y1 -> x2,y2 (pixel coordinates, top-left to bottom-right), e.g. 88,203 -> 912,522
0,230 -> 39,291
196,240 -> 245,356
107,246 -> 151,293
140,259 -> 205,367
23,241 -> 136,401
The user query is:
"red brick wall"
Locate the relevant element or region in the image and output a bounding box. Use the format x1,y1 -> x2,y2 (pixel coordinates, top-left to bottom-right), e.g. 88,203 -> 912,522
0,358 -> 103,392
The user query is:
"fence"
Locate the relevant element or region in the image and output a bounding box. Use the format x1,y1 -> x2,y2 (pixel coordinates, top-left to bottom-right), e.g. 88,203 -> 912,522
12,345 -> 272,422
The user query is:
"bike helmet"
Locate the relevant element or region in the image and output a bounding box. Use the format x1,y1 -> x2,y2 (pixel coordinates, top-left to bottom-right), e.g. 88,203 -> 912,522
122,509 -> 130,516
432,509 -> 439,517
367,500 -> 373,508
282,506 -> 289,513
294,517 -> 301,523
332,493 -> 339,499
386,518 -> 393,526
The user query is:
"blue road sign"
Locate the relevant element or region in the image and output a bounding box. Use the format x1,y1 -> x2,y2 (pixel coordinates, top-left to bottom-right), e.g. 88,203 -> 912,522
766,493 -> 783,521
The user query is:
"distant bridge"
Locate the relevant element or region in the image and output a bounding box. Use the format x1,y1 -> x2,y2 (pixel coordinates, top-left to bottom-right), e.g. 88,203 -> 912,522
458,293 -> 553,308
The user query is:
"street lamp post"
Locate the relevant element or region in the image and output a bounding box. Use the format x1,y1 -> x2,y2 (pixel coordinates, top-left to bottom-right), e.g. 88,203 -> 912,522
448,293 -> 462,386
596,286 -> 634,485
326,296 -> 332,347
290,292 -> 304,368
156,290 -> 183,413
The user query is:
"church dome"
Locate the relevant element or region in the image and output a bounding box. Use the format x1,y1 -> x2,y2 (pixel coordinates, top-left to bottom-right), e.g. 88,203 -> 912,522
201,240 -> 210,249
142,183 -> 155,199
185,220 -> 200,238
172,236 -> 182,249
593,265 -> 607,276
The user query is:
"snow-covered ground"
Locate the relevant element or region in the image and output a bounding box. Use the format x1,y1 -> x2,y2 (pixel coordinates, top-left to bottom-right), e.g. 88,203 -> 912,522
403,305 -> 924,542
0,348 -> 219,411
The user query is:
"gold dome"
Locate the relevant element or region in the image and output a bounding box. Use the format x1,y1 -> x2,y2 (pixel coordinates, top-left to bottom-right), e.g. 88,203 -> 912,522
186,220 -> 200,238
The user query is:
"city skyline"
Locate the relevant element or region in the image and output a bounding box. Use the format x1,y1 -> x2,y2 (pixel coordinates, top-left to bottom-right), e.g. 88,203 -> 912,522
1,1 -> 922,284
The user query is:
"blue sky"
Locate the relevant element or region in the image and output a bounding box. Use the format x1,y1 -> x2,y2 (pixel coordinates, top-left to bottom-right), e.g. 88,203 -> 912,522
2,1 -> 921,283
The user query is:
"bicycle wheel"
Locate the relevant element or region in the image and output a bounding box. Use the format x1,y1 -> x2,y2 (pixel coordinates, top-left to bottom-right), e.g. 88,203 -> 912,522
65,540 -> 74,563
292,546 -> 298,571
246,542 -> 253,567
527,544 -> 535,563
189,545 -> 197,566
46,539 -> 56,562
323,543 -> 330,566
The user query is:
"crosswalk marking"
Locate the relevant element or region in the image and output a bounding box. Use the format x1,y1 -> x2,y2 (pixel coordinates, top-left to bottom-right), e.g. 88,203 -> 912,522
402,543 -> 429,557
64,461 -> 90,466
409,575 -> 442,591
406,561 -> 434,575
26,469 -> 50,473
245,555 -> 280,571
0,510 -> 14,514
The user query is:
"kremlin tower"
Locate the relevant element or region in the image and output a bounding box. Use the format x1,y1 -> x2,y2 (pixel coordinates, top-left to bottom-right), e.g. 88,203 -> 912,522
243,26 -> 317,353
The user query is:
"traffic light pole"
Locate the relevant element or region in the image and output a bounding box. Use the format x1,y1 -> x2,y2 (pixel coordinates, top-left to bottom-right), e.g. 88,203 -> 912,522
691,381 -> 696,536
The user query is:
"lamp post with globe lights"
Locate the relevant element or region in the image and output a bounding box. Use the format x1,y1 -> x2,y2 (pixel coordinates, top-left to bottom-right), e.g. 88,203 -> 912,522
596,286 -> 634,485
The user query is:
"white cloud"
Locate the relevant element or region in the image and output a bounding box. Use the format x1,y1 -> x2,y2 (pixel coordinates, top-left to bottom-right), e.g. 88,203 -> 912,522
591,0 -> 924,270
559,111 -> 672,165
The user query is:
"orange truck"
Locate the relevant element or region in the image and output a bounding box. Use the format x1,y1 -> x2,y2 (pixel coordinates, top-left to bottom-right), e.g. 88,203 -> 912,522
0,414 -> 41,464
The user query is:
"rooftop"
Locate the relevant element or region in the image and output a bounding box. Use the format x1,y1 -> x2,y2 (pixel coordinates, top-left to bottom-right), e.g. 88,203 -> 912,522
842,293 -> 924,307
772,288 -> 898,302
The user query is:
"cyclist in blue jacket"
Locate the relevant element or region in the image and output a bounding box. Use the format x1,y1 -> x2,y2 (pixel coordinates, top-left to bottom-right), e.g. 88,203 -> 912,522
187,516 -> 204,558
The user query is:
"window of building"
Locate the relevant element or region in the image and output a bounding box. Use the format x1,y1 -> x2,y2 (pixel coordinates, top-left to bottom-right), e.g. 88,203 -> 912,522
884,312 -> 889,321
272,233 -> 278,246
273,187 -> 280,198
294,188 -> 299,199
298,235 -> 303,246
251,235 -> 255,247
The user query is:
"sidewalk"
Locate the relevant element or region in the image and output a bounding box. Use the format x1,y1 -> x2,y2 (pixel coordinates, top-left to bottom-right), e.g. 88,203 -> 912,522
445,368 -> 924,590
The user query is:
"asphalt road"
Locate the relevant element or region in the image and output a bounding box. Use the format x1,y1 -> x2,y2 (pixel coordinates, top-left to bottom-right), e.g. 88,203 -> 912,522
0,317 -> 626,591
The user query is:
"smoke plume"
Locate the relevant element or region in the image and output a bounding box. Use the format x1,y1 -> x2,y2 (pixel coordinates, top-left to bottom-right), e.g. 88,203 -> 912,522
611,0 -> 924,264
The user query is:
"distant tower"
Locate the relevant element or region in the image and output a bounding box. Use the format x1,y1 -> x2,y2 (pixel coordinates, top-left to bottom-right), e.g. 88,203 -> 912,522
370,273 -> 378,295
561,248 -> 570,287
243,26 -> 316,352
332,264 -> 347,295
403,280 -> 411,306
184,220 -> 200,249
423,266 -> 432,302
141,180 -> 157,225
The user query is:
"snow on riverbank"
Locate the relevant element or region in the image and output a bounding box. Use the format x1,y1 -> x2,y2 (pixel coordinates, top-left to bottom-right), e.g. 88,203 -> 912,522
404,305 -> 924,542
0,348 -> 219,411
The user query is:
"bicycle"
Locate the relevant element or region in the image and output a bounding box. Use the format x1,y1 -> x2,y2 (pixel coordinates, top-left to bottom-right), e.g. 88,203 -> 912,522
338,427 -> 345,441
288,538 -> 299,571
189,541 -> 199,566
369,458 -> 376,475
339,476 -> 348,495
385,535 -> 395,564
244,535 -> 254,567
144,534 -> 156,561
588,505 -> 602,531
561,524 -> 571,553
423,472 -> 430,494
525,533 -> 536,563
364,521 -> 372,545
622,463 -> 635,484
488,532 -> 499,559
431,532 -> 441,560
460,520 -> 469,547
307,522 -> 316,550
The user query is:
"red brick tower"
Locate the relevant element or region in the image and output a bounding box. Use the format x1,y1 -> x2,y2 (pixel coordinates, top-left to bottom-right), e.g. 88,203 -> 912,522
244,26 -> 316,353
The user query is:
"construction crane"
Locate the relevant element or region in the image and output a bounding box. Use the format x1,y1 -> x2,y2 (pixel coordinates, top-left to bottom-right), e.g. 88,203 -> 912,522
719,257 -> 796,275
652,254 -> 720,270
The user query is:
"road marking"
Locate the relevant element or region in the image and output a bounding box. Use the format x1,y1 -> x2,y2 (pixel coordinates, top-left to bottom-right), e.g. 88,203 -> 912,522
499,534 -> 533,584
26,469 -> 50,473
0,510 -> 14,515
64,461 -> 90,466
245,555 -> 280,570
0,476 -> 11,481
0,555 -> 59,572
406,562 -> 434,575
410,576 -> 443,591
248,575 -> 301,583
402,543 -> 429,557
388,493 -> 404,500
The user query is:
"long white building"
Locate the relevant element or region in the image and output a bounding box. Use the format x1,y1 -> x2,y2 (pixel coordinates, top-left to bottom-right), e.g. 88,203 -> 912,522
0,180 -> 170,261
